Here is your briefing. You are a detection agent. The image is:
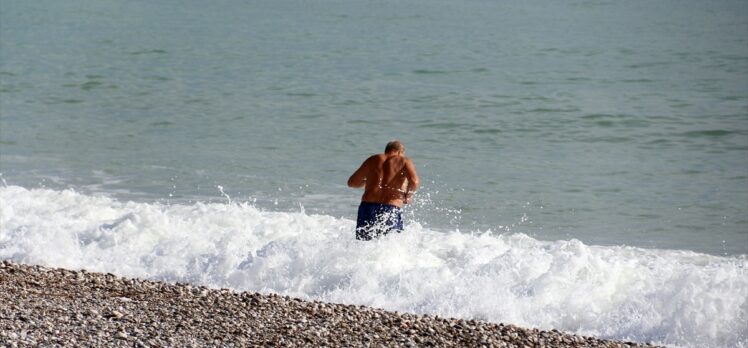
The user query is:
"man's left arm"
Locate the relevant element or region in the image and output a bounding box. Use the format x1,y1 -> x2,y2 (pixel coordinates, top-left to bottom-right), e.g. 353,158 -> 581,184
347,159 -> 369,188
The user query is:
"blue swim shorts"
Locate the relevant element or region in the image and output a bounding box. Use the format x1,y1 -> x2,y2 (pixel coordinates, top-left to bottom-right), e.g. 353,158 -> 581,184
355,201 -> 403,240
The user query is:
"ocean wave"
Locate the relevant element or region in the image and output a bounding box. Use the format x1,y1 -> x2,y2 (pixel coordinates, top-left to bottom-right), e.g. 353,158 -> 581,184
1,185 -> 746,348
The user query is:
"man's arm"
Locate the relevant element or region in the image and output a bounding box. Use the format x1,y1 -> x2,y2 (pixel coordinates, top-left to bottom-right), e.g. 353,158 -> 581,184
347,158 -> 370,188
403,158 -> 420,203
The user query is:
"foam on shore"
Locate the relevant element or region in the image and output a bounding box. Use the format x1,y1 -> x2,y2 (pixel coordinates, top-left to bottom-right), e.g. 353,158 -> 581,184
1,186 -> 746,347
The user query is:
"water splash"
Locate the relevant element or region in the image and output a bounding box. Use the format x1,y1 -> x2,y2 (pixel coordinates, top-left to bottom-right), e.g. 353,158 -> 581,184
216,185 -> 232,205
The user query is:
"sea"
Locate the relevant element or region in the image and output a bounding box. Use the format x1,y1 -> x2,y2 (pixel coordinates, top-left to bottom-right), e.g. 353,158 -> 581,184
1,0 -> 747,347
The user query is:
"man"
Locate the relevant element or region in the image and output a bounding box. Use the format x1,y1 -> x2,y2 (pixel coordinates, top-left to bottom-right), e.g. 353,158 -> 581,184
347,140 -> 420,240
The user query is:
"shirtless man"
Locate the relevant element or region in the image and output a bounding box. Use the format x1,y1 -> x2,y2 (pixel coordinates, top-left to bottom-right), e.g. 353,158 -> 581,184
347,140 -> 420,240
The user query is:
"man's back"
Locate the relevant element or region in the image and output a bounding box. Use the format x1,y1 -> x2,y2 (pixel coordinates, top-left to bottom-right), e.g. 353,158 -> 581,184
359,153 -> 409,205
348,142 -> 419,208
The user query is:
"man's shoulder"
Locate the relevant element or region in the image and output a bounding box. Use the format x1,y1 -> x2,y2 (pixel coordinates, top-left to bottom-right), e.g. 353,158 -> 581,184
367,154 -> 386,161
361,154 -> 383,167
403,156 -> 417,170
399,156 -> 412,164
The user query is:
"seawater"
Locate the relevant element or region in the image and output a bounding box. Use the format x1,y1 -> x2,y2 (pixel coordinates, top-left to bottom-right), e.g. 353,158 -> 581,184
1,0 -> 747,347
1,186 -> 746,348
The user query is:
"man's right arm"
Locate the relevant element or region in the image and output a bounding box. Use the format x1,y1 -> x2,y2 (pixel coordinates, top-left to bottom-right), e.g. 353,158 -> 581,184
404,159 -> 420,203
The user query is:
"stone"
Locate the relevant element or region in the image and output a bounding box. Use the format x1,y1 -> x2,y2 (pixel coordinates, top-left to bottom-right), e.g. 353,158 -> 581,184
0,261 -> 663,348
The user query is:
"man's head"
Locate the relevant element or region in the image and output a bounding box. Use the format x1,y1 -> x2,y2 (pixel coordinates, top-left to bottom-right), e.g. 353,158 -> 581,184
385,140 -> 405,154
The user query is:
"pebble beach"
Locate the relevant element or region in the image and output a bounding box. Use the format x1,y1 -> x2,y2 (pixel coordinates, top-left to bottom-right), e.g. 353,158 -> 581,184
0,261 -> 661,348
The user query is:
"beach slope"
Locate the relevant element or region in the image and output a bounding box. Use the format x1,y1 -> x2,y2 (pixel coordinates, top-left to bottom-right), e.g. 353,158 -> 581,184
0,261 -> 659,347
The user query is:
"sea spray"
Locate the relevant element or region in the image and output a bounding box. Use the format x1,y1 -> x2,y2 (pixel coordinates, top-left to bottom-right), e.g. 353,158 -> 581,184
1,186 -> 746,348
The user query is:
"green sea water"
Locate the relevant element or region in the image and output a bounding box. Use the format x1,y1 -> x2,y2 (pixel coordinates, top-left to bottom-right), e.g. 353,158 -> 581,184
1,0 -> 747,255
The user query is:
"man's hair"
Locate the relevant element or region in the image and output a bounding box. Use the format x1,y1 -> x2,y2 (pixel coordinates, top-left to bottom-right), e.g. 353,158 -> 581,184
385,140 -> 404,153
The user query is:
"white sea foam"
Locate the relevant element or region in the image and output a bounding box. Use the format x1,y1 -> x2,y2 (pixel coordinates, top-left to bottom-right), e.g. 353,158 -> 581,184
1,186 -> 746,348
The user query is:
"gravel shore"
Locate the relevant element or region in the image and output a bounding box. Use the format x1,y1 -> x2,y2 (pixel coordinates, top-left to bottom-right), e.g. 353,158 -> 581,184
0,261 -> 660,347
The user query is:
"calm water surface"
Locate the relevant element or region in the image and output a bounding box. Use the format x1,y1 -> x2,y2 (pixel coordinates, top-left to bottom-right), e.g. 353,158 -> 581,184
1,0 -> 747,255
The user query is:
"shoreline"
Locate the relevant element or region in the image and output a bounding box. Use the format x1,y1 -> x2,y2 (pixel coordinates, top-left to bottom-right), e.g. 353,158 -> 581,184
0,261 -> 660,347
